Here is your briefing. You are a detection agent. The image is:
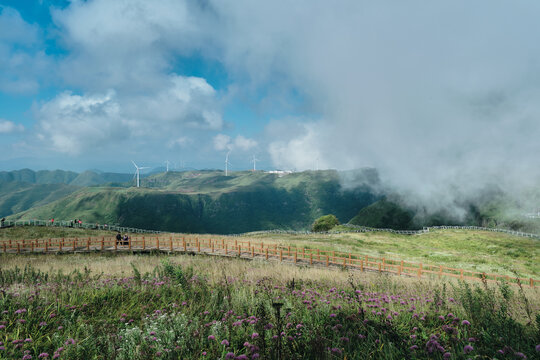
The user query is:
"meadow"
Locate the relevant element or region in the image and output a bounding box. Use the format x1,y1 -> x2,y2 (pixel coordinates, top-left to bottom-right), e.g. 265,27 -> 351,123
0,251 -> 539,359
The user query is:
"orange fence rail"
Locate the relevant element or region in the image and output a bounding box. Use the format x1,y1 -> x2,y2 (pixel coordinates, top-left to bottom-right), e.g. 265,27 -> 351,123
0,235 -> 537,288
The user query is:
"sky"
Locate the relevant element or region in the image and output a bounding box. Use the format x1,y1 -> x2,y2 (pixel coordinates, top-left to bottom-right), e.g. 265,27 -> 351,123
2,0 -> 540,211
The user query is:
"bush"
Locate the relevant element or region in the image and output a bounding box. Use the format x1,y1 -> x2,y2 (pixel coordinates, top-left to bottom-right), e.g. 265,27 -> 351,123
311,214 -> 340,232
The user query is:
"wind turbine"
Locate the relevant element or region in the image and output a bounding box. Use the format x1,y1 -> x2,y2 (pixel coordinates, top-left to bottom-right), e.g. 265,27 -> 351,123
164,160 -> 170,172
131,161 -> 150,188
225,150 -> 232,176
251,154 -> 260,171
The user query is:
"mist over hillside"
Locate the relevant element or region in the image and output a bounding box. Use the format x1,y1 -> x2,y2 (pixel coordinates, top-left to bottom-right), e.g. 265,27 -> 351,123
2,168 -> 539,234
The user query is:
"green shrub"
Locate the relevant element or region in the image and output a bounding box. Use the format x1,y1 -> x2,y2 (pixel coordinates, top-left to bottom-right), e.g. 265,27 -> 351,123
311,214 -> 340,232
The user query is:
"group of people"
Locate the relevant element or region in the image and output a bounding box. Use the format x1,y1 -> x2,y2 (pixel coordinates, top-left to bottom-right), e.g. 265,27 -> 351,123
116,232 -> 130,246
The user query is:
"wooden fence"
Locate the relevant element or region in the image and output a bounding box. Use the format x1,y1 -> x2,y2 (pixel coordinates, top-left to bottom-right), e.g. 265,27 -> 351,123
0,235 -> 537,289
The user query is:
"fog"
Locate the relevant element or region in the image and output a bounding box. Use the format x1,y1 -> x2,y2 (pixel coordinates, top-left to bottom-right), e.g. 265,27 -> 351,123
200,0 -> 540,216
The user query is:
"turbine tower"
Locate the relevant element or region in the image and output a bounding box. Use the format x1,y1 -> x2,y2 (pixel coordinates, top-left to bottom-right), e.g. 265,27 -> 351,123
164,160 -> 170,172
251,154 -> 260,171
131,161 -> 150,188
225,150 -> 232,176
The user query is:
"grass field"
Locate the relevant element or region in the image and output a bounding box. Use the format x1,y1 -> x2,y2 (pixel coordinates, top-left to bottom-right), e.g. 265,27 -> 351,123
1,226 -> 539,280
0,252 -> 538,359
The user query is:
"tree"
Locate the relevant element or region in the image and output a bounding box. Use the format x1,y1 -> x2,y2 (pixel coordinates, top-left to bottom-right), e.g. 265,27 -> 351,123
311,214 -> 340,232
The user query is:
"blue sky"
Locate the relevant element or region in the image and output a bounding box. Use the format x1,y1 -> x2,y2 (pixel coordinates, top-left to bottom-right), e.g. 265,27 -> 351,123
2,0 -> 540,209
0,0 -> 313,173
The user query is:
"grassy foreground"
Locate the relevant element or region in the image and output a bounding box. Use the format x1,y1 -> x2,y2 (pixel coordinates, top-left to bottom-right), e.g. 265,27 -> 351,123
244,228 -> 540,279
0,253 -> 539,359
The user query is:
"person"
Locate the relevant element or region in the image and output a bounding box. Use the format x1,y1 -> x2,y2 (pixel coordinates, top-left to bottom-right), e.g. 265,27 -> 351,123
116,232 -> 122,246
123,234 -> 129,246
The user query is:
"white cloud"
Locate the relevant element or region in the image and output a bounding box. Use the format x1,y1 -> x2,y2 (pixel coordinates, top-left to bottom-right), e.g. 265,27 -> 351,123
214,134 -> 257,152
213,134 -> 232,151
0,119 -> 24,133
35,90 -> 127,154
0,6 -> 53,94
234,135 -> 257,151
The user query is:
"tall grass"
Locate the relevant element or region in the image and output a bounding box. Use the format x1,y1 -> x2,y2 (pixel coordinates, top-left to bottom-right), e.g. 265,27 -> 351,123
0,253 -> 538,359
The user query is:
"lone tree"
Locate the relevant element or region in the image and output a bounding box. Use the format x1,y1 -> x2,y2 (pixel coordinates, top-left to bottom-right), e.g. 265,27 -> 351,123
311,214 -> 340,232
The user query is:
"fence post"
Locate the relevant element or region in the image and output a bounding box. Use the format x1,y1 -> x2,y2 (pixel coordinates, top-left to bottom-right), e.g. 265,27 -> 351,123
400,260 -> 404,275
17,243 -> 20,254
156,237 -> 159,250
326,255 -> 329,267
288,246 -> 290,256
3,242 -> 6,253
310,253 -> 313,265
317,249 -> 320,261
349,253 -> 352,265
294,251 -> 297,264
378,262 -> 382,273
183,238 -> 187,252
439,265 -> 442,278
222,239 -> 225,249
101,237 -> 104,251
59,239 -> 62,252
382,257 -> 385,271
114,237 -> 117,251
238,244 -> 241,256
530,278 -> 534,288
280,249 -> 283,262
361,259 -> 364,272
129,236 -> 132,251
225,244 -> 228,255
143,236 -> 146,250
235,239 -> 237,247
197,240 -> 201,253
251,246 -> 254,257
31,241 -> 34,252
266,248 -> 268,260
365,255 -> 368,264
332,251 -> 335,263
87,238 -> 90,251
460,269 -> 464,280
418,263 -> 423,278
212,241 -> 215,253
343,258 -> 346,268
302,248 -> 305,259
22,239 -> 25,249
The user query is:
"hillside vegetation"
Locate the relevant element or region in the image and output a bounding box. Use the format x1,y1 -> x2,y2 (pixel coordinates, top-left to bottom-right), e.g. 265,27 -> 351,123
6,170 -> 379,234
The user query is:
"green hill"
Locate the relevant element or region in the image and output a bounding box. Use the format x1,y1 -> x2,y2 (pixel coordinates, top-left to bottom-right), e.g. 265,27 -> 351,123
349,198 -> 415,229
8,170 -> 379,234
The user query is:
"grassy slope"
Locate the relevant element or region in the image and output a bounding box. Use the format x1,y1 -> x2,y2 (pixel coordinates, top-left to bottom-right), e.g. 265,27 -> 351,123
1,226 -> 537,279
8,170 -> 378,234
243,229 -> 539,279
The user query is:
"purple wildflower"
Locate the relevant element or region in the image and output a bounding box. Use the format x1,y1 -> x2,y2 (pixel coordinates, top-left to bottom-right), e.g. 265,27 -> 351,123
221,339 -> 230,346
225,352 -> 235,359
252,354 -> 260,359
251,333 -> 259,339
463,345 -> 474,354
208,335 -> 215,340
461,320 -> 470,326
443,353 -> 451,359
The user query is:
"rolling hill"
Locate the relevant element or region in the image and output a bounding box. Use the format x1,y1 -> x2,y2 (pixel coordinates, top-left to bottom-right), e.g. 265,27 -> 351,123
6,169 -> 380,234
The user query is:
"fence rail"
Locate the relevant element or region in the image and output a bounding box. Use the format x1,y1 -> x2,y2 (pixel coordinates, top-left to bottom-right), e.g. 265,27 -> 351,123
0,219 -> 163,234
0,234 -> 537,289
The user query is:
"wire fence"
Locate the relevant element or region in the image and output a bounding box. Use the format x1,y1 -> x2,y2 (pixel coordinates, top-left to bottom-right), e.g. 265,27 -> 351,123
0,219 -> 163,234
0,234 -> 537,289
